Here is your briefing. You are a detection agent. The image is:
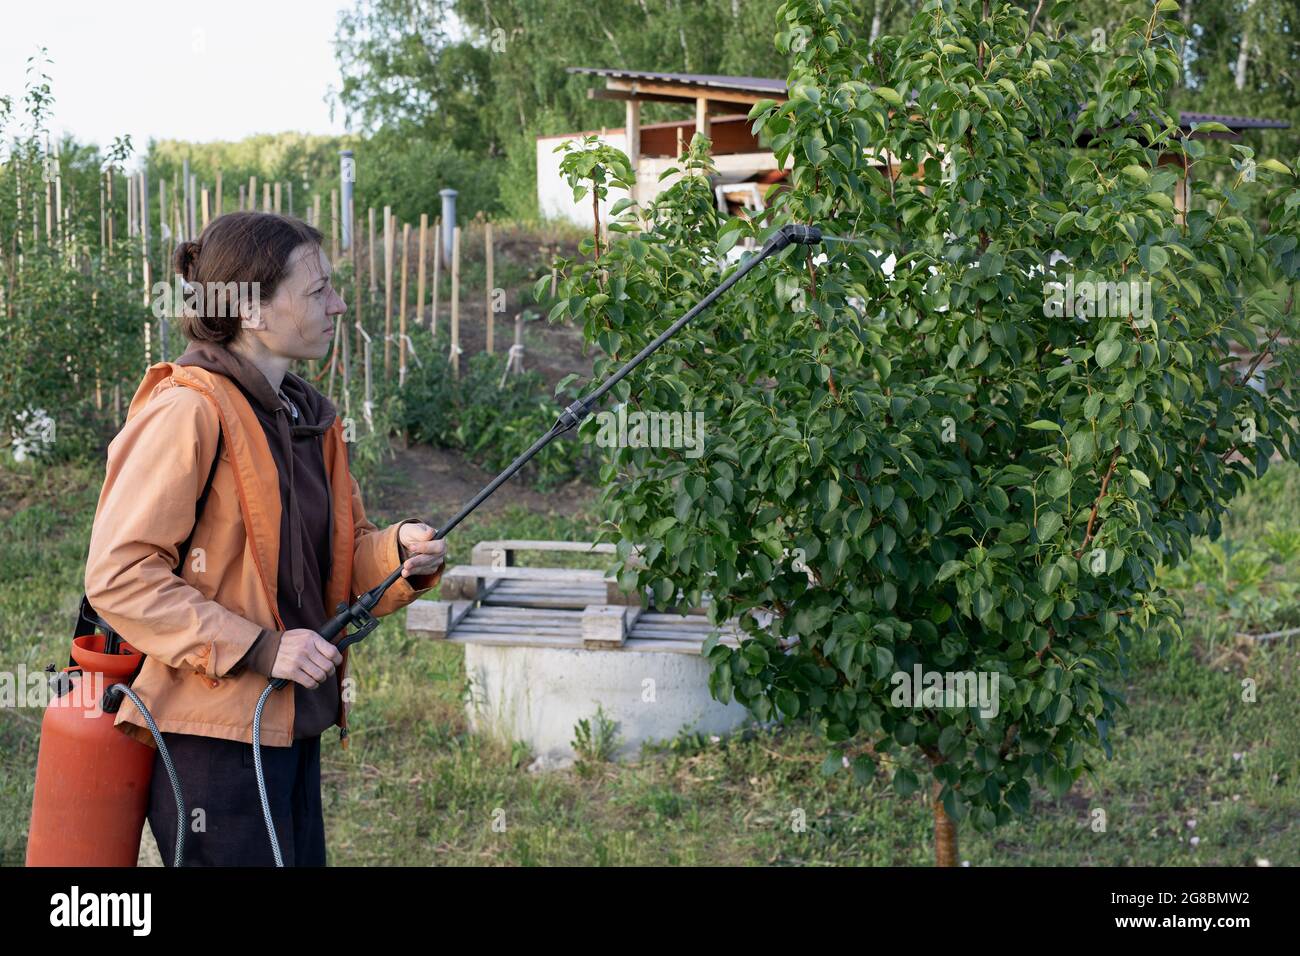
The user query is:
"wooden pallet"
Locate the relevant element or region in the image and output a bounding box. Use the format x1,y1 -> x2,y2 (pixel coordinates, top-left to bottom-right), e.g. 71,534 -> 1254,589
405,539 -> 742,654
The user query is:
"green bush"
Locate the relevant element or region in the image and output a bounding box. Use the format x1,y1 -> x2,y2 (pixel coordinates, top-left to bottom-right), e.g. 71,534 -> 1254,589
365,321 -> 600,491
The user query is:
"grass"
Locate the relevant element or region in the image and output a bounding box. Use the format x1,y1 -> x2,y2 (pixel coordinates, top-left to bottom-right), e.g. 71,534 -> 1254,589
2,453 -> 1297,866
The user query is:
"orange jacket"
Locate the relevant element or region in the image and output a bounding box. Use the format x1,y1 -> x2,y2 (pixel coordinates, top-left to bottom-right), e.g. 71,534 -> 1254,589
84,361 -> 443,749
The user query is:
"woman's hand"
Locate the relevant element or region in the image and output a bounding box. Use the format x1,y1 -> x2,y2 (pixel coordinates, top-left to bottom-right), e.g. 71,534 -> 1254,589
271,628 -> 343,689
397,522 -> 447,579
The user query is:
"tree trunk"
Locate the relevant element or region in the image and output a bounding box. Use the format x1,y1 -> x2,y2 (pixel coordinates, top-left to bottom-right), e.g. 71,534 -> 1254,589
1235,0 -> 1255,92
932,778 -> 959,866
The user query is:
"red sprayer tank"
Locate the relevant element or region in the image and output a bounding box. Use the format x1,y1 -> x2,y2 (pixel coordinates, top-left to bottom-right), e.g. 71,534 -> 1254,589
26,633 -> 155,867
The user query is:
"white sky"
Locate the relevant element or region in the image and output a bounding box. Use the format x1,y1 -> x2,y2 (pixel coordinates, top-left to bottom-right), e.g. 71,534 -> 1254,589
1,0 -> 357,167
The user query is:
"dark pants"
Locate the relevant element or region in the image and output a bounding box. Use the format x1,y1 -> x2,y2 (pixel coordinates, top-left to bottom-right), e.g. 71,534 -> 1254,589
147,732 -> 326,867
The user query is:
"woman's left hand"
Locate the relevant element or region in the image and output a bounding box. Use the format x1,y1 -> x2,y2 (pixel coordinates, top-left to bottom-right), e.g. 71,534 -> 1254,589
397,522 -> 447,579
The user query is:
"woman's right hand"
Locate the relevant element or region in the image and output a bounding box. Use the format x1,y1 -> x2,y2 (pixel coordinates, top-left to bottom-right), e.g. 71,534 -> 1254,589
270,628 -> 343,688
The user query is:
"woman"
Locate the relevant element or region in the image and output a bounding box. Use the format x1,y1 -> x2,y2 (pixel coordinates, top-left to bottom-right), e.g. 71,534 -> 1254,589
84,211 -> 446,866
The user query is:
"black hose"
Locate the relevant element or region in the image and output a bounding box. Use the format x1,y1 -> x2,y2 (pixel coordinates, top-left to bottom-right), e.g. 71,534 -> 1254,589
110,683 -> 186,868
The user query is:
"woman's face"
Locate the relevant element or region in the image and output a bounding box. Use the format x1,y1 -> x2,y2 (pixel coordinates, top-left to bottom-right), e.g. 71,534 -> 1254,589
244,243 -> 346,361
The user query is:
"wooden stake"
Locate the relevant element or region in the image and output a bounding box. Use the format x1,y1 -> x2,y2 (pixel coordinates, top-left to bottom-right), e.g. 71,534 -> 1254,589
312,193 -> 321,230
368,208 -> 377,293
200,188 -> 210,230
106,169 -> 115,255
431,219 -> 441,336
347,194 -> 356,415
262,182 -> 270,214
485,221 -> 495,354
450,225 -> 461,378
189,174 -> 197,238
383,206 -> 393,379
238,184 -> 246,212
215,171 -> 223,217
399,221 -> 410,384
274,181 -> 282,214
331,189 -> 339,262
416,213 -> 428,329
125,172 -> 133,239
158,180 -> 166,272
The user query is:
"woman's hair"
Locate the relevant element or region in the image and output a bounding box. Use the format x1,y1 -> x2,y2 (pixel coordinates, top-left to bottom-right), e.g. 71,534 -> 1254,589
173,212 -> 323,346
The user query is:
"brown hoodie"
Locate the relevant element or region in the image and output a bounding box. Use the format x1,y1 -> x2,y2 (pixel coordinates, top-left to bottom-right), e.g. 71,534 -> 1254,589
175,341 -> 400,739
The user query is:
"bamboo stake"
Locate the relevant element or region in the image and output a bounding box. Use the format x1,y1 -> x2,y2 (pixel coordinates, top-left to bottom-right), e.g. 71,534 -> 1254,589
485,221 -> 494,354
182,159 -> 191,237
141,171 -> 152,365
139,169 -> 149,263
431,219 -> 441,336
383,205 -> 393,380
450,225 -> 461,378
123,172 -> 131,284
125,170 -> 133,239
158,180 -> 166,273
368,208 -> 377,293
345,194 -> 355,419
331,189 -> 339,262
106,169 -> 115,257
399,221 -> 410,384
362,207 -> 375,360
416,213 -> 428,328
54,147 -> 65,250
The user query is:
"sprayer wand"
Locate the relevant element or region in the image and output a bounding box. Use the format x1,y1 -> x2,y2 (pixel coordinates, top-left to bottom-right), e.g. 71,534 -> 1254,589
268,222 -> 823,680
248,222 -> 822,866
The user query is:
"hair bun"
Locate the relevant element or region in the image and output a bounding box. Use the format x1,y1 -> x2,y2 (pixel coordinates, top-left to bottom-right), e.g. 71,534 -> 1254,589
174,240 -> 202,280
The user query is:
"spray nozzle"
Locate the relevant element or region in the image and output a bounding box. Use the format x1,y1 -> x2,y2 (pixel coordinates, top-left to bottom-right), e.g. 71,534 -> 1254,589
761,223 -> 823,256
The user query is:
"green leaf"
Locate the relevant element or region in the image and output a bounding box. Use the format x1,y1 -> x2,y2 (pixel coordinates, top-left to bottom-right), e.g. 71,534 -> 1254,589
875,86 -> 904,107
1051,693 -> 1074,725
1045,763 -> 1074,798
851,754 -> 876,785
1036,511 -> 1063,540
776,689 -> 800,718
1027,420 -> 1062,432
1095,339 -> 1123,368
1040,563 -> 1063,594
1045,467 -> 1073,499
892,767 -> 919,797
819,480 -> 842,512
938,725 -> 963,755
937,559 -> 965,581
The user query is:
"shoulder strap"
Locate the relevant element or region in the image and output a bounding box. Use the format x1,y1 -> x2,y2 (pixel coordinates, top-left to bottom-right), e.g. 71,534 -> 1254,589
174,429 -> 224,575
74,428 -> 224,656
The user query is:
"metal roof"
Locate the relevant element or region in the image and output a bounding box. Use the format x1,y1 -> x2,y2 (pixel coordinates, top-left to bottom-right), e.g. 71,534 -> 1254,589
1178,111 -> 1290,130
569,68 -> 1290,130
567,68 -> 786,95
